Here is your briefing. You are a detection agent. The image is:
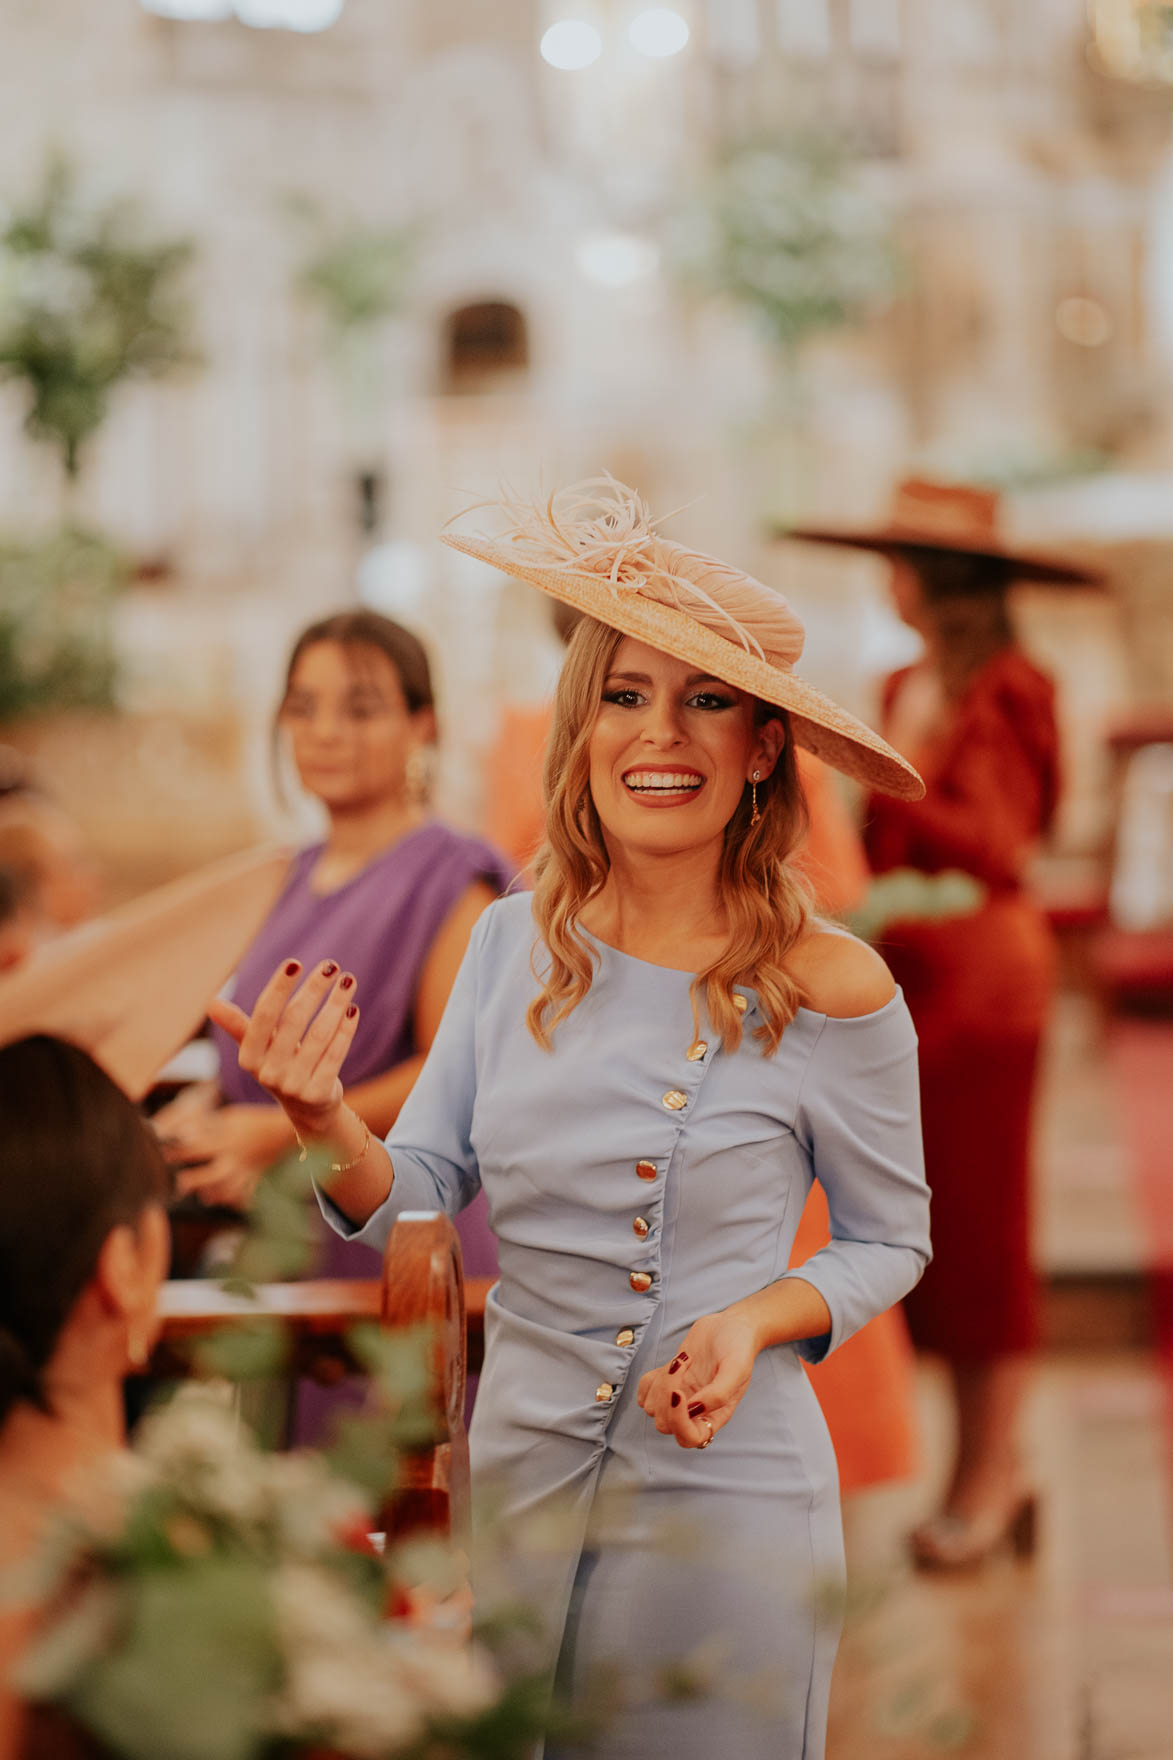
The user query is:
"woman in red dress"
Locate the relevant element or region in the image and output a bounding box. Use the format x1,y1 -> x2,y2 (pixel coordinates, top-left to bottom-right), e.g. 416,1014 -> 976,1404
790,478 -> 1100,1567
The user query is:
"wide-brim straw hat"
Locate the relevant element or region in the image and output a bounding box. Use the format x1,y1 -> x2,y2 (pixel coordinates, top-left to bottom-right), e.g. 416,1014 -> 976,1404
441,476 -> 925,801
782,475 -> 1103,587
0,845 -> 290,1098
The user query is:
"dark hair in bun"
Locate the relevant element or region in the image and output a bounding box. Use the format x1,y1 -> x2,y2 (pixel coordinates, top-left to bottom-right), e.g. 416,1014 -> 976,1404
0,1036 -> 167,1426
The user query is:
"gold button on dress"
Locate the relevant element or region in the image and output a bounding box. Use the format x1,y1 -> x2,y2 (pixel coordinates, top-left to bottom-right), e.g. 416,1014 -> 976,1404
629,1270 -> 653,1293
686,1040 -> 708,1061
632,1216 -> 650,1238
616,1327 -> 635,1347
595,1382 -> 614,1403
662,1090 -> 687,1111
635,1160 -> 658,1181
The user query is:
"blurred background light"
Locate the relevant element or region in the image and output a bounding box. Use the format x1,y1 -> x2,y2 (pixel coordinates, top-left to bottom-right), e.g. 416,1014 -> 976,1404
539,19 -> 604,69
627,7 -> 691,58
1055,295 -> 1114,347
139,0 -> 233,18
234,0 -> 345,26
575,230 -> 661,287
140,0 -> 344,26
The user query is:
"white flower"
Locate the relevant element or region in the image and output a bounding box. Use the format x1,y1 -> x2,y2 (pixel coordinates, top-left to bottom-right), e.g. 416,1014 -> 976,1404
134,1386 -> 269,1525
387,1630 -> 500,1721
272,1563 -> 371,1653
270,1649 -> 425,1757
270,1564 -> 500,1755
263,1451 -> 372,1557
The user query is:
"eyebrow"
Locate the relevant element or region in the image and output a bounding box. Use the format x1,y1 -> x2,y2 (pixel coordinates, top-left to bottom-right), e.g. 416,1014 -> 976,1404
604,671 -> 728,688
286,682 -> 390,701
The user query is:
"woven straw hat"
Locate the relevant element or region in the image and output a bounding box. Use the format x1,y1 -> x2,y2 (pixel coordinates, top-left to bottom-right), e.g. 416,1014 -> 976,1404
784,475 -> 1103,587
441,476 -> 924,801
0,845 -> 289,1098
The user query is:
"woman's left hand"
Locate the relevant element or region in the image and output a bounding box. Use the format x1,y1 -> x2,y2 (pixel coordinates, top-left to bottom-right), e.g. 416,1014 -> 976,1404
637,1307 -> 760,1450
166,1104 -> 295,1209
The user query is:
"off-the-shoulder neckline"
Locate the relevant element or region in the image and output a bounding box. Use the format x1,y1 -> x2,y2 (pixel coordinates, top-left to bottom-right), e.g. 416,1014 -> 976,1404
575,925 -> 904,1026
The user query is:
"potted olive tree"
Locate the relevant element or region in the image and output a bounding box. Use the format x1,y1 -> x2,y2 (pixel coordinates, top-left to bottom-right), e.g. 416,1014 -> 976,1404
0,152 -> 197,720
285,193 -> 417,542
669,133 -> 898,523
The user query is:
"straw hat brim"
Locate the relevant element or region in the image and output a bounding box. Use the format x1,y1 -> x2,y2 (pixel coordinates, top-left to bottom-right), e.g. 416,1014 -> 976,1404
441,532 -> 925,801
780,522 -> 1104,587
0,845 -> 291,1098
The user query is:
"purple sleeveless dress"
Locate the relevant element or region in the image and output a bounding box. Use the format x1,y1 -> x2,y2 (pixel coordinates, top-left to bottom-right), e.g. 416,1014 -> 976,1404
213,820 -> 514,1283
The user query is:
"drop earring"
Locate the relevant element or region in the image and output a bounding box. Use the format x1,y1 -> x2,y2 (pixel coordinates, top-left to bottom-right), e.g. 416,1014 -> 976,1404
127,1325 -> 149,1370
750,771 -> 761,827
405,746 -> 430,805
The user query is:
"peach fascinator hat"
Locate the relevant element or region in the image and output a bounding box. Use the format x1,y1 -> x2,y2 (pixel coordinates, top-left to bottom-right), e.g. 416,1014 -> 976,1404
441,474 -> 925,802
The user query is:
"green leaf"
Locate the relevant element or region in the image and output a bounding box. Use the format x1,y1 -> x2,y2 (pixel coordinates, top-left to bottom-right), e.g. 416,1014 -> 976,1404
187,1318 -> 291,1383
60,1558 -> 281,1760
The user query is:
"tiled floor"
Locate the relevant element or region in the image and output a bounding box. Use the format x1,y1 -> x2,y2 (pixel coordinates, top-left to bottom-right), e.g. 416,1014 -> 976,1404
829,1355 -> 1173,1760
1035,993 -> 1146,1279
825,982 -> 1173,1759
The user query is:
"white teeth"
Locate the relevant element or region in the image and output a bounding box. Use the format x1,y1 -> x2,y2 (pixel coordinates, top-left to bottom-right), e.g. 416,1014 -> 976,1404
623,771 -> 703,792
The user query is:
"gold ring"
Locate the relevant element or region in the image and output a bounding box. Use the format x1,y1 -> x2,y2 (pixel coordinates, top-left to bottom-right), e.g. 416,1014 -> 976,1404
697,1416 -> 715,1449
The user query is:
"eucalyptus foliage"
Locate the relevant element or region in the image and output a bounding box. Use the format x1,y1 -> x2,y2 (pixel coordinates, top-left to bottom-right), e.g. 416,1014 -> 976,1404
670,134 -> 897,356
0,153 -> 197,482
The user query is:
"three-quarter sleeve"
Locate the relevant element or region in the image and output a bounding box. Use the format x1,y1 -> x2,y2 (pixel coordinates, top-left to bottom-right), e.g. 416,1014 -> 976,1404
315,910 -> 487,1255
779,995 -> 930,1363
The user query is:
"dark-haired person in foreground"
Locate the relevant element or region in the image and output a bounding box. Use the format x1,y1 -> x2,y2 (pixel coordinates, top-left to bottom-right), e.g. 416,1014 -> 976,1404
0,1035 -> 170,1757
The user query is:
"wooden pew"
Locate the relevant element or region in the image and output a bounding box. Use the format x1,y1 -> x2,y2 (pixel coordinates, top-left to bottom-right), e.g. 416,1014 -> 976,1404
379,1213 -> 470,1540
155,1214 -> 488,1536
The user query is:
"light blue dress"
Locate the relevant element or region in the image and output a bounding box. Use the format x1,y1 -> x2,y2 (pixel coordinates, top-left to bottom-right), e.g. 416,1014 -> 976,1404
320,891 -> 930,1758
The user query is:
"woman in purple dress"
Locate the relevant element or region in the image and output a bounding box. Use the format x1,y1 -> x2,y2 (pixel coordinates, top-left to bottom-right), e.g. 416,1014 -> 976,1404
158,611 -> 512,1278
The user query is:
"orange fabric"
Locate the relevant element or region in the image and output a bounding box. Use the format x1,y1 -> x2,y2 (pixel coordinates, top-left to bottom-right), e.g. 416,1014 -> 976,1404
790,752 -> 919,1490
485,704 -> 553,879
788,1186 -> 921,1491
865,648 -> 1059,1360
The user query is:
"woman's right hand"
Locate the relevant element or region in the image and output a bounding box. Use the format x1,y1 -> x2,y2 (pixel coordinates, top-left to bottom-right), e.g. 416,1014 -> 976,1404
207,958 -> 361,1144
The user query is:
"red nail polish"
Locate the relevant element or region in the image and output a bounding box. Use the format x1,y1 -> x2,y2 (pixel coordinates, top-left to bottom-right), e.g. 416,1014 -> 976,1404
687,1401 -> 705,1419
346,1004 -> 358,1019
284,960 -> 300,977
670,1391 -> 680,1408
668,1358 -> 682,1375
339,974 -> 355,991
321,961 -> 338,978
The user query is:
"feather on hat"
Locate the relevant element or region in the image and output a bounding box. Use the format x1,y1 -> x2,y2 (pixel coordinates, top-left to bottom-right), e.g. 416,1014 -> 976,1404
442,475 -> 924,801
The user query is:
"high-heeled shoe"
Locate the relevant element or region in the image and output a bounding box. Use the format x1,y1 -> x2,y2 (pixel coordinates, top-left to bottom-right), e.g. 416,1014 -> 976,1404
909,1492 -> 1038,1572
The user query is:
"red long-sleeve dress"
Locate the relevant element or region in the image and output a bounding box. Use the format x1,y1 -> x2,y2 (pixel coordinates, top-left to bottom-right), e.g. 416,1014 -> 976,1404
864,648 -> 1060,1361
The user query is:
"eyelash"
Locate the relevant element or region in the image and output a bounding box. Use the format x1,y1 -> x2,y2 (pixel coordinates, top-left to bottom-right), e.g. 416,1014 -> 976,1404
602,689 -> 735,711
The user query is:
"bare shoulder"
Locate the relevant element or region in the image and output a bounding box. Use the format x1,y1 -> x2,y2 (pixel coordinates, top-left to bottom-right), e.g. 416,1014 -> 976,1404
785,924 -> 896,1019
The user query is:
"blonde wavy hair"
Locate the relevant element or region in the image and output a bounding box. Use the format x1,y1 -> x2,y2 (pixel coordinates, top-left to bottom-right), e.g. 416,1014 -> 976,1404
526,617 -> 813,1058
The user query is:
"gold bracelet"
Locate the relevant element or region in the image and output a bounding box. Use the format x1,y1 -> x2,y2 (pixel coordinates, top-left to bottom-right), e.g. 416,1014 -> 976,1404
296,1116 -> 371,1176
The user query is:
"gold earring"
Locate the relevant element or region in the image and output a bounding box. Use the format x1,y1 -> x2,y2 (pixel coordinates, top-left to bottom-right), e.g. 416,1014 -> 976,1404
127,1327 -> 149,1370
751,771 -> 761,827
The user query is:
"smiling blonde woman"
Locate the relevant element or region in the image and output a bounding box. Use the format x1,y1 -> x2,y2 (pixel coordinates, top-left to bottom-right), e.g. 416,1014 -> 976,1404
214,478 -> 931,1760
